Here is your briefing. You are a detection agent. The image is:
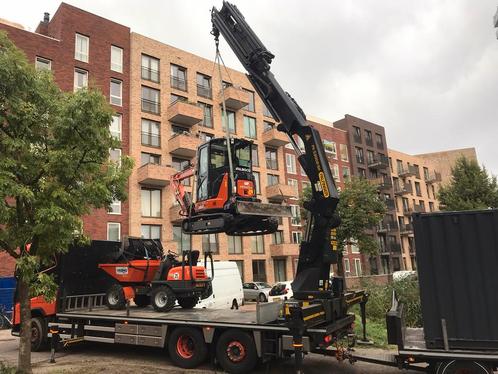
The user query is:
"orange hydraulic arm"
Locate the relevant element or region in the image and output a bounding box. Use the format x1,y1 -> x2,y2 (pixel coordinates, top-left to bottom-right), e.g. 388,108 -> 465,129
171,166 -> 195,218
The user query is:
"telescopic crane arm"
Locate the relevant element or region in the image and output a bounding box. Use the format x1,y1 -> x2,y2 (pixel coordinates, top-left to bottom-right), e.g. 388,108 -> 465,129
212,2 -> 341,299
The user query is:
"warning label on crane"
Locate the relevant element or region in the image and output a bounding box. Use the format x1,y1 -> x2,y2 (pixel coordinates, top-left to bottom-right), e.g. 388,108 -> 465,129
319,172 -> 330,198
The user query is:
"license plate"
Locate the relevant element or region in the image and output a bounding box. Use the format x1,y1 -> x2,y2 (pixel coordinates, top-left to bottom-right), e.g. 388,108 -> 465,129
272,297 -> 280,302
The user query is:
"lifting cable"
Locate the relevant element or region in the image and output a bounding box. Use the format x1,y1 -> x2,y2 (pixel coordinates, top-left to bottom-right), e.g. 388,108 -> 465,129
213,36 -> 236,195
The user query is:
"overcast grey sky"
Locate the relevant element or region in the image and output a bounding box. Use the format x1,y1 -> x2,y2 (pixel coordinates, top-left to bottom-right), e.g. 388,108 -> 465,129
3,1 -> 498,174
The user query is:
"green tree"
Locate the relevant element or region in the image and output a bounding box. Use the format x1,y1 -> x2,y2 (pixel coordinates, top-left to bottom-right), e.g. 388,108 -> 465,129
300,177 -> 386,254
438,156 -> 498,211
0,32 -> 133,373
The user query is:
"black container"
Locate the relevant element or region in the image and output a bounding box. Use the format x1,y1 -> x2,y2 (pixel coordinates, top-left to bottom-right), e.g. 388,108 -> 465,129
413,209 -> 498,350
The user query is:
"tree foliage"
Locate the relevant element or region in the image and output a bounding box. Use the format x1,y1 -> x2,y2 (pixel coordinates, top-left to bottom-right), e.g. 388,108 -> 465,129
300,177 -> 386,255
0,31 -> 133,372
438,156 -> 498,211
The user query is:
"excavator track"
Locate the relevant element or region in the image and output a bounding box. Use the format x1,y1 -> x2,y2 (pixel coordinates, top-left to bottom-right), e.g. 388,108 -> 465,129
181,213 -> 279,236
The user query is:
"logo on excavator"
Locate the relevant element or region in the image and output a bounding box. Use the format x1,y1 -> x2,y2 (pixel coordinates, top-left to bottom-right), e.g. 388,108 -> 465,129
319,172 -> 330,198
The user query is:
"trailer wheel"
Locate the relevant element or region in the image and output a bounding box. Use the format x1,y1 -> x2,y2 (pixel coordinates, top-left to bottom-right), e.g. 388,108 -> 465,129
31,317 -> 47,352
435,360 -> 493,374
105,284 -> 126,310
151,285 -> 176,312
216,329 -> 257,374
168,327 -> 208,369
134,294 -> 150,308
258,293 -> 267,302
178,296 -> 198,309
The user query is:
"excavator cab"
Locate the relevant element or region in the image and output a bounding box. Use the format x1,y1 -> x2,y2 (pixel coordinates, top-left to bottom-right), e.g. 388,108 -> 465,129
175,137 -> 291,236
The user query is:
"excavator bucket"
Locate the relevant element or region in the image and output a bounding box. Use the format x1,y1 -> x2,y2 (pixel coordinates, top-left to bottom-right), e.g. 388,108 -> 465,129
181,201 -> 291,237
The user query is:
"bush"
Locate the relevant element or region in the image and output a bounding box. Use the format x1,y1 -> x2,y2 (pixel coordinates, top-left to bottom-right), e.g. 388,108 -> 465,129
360,276 -> 422,328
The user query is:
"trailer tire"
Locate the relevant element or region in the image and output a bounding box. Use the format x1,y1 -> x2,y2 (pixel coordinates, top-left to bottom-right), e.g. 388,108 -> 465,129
435,360 -> 493,374
31,317 -> 47,352
258,293 -> 267,302
178,296 -> 198,309
134,294 -> 150,308
168,327 -> 208,369
105,284 -> 126,310
151,286 -> 175,312
216,329 -> 257,374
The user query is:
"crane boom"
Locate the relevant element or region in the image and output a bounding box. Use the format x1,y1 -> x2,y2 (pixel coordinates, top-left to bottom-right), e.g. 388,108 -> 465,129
212,2 -> 341,299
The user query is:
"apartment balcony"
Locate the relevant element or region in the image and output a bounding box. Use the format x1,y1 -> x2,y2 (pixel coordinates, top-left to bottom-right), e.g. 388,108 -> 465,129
369,177 -> 393,191
377,219 -> 398,233
219,85 -> 250,110
262,127 -> 289,147
398,165 -> 419,178
368,155 -> 389,170
266,183 -> 297,202
394,182 -> 413,195
167,101 -> 203,127
382,197 -> 396,210
400,223 -> 414,235
168,133 -> 200,158
137,163 -> 174,187
169,205 -> 184,223
270,243 -> 299,257
425,171 -> 442,184
387,242 -> 402,253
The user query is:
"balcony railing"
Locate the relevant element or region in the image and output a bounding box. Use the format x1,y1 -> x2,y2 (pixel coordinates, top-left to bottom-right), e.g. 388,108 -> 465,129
368,154 -> 389,170
197,84 -> 212,99
398,165 -> 418,178
141,98 -> 161,115
369,176 -> 393,190
425,171 -> 442,183
387,242 -> 401,253
377,219 -> 398,233
394,182 -> 413,195
141,132 -> 161,147
413,204 -> 425,213
171,76 -> 187,91
141,67 -> 160,83
400,223 -> 414,234
383,197 -> 395,210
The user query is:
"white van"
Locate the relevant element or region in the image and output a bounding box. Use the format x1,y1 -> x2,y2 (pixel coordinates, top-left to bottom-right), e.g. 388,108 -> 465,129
196,261 -> 244,309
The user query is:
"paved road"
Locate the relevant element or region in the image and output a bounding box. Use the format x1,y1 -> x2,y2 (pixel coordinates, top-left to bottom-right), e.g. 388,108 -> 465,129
0,329 -> 421,373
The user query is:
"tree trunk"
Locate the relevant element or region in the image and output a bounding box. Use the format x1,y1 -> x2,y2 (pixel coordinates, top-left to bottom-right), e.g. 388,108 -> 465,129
17,278 -> 32,374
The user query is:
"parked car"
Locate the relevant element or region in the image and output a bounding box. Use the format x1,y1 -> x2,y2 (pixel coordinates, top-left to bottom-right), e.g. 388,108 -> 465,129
243,281 -> 272,302
196,261 -> 244,309
268,281 -> 293,301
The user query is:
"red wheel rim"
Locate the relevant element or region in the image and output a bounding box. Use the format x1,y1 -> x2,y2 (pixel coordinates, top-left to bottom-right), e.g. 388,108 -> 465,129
226,341 -> 246,363
176,335 -> 194,359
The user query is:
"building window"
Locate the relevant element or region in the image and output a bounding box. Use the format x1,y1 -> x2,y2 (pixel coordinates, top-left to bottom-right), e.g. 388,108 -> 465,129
264,121 -> 274,132
141,119 -> 160,147
292,231 -> 302,244
376,133 -> 384,149
109,148 -> 122,165
170,64 -> 187,91
365,130 -> 373,146
141,224 -> 161,239
232,260 -> 244,280
251,236 -> 264,254
267,174 -> 279,186
110,114 -> 122,140
141,152 -> 161,166
202,234 -> 219,254
271,231 -> 284,245
109,199 -> 121,215
141,188 -> 161,217
330,163 -> 340,182
172,157 -> 191,185
351,242 -> 360,253
110,79 -> 122,106
200,132 -> 214,143
253,171 -> 261,194
285,153 -> 297,174
173,225 -> 191,251
35,56 -> 51,71
73,68 -> 88,91
353,126 -> 361,143
228,236 -> 242,254
262,103 -> 273,118
198,102 -> 213,128
141,54 -> 160,83
357,168 -> 366,178
107,223 -> 120,241
323,140 -> 337,158
75,33 -> 89,62
367,150 -> 375,164
429,201 -> 434,212
265,147 -> 278,170
355,147 -> 364,164
302,181 -> 311,192
287,178 -> 298,197
415,181 -> 422,196
340,144 -> 349,162
221,109 -> 236,133
251,145 -> 259,167
344,258 -> 351,273
274,259 -> 286,282
252,260 -> 267,282
243,89 -> 255,112
342,166 -> 351,181
141,86 -> 160,114
290,205 -> 301,226
196,73 -> 212,99
111,45 -> 123,73
354,258 -> 362,276
243,116 -> 257,139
